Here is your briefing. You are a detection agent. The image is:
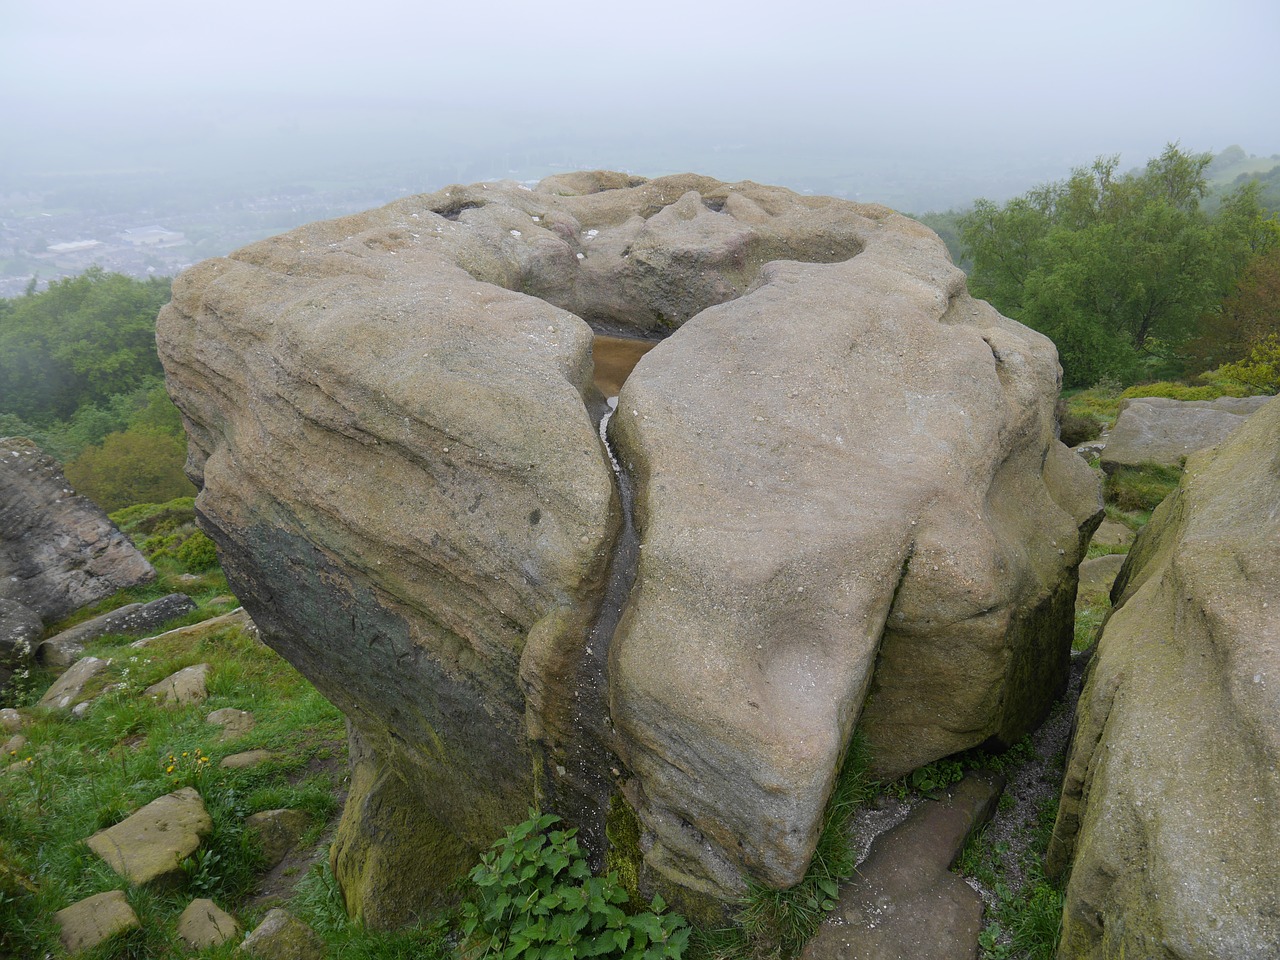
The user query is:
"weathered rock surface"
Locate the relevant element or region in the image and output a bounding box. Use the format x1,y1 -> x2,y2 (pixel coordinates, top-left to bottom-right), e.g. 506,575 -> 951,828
0,706 -> 23,732
1100,394 -> 1271,471
133,605 -> 254,648
1088,518 -> 1133,548
37,655 -> 109,711
144,662 -> 210,705
1049,394 -> 1280,959
39,592 -> 197,667
177,897 -> 242,950
86,786 -> 212,886
1075,554 -> 1126,605
54,889 -> 140,954
802,771 -> 1005,960
158,173 -> 1100,913
221,749 -> 272,770
246,808 -> 309,867
0,598 -> 42,689
208,706 -> 255,741
0,439 -> 154,621
240,908 -> 324,960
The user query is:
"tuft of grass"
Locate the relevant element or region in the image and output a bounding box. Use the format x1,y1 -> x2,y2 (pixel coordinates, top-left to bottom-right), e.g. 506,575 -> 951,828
1103,463 -> 1181,514
730,732 -> 876,960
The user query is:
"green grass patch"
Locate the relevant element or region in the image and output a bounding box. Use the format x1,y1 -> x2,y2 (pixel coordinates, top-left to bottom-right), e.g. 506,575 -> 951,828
1103,463 -> 1182,514
1119,380 -> 1251,402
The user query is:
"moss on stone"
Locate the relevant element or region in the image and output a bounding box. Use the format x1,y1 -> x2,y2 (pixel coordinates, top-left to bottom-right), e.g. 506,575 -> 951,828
605,792 -> 644,905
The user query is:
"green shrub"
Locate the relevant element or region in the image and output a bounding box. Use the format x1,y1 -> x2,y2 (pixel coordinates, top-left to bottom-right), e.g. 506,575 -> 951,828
1119,381 -> 1249,402
176,531 -> 220,571
1213,334 -> 1280,394
462,811 -> 690,960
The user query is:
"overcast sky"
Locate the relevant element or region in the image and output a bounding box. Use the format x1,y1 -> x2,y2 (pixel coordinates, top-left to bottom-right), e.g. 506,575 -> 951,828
2,0 -> 1278,206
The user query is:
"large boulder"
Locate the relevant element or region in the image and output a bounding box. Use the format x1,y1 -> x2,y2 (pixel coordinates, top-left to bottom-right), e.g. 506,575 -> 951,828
0,439 -> 155,621
1049,394 -> 1280,959
157,173 -> 1099,915
1099,394 -> 1271,472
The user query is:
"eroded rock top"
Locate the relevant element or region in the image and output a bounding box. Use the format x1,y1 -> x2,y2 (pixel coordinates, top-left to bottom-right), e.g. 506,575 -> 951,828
158,172 -> 1099,910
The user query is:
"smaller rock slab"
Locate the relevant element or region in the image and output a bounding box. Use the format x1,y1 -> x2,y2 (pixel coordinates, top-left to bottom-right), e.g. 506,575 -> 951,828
133,606 -> 253,648
246,809 -> 309,867
802,770 -> 1005,960
86,786 -> 212,886
1101,395 -> 1271,472
222,749 -> 272,770
1089,519 -> 1134,548
1076,554 -> 1127,604
38,593 -> 197,668
55,889 -> 140,954
208,706 -> 255,741
37,656 -> 109,711
177,897 -> 242,950
0,707 -> 23,732
145,662 -> 211,705
240,908 -> 325,960
3,732 -> 27,758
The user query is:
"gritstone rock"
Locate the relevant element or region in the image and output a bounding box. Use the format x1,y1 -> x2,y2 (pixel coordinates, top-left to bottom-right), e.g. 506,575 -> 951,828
86,786 -> 213,886
39,592 -> 197,667
37,655 -> 109,711
1100,394 -> 1271,472
1049,394 -> 1280,959
157,172 -> 1100,915
0,439 -> 154,621
55,889 -> 140,954
240,908 -> 324,960
177,897 -> 242,950
0,598 -> 41,690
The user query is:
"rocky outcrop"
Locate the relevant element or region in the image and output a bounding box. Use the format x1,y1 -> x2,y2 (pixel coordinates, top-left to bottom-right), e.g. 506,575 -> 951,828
0,439 -> 154,621
157,173 -> 1100,916
38,593 -> 196,667
1100,394 -> 1271,471
1049,394 -> 1280,959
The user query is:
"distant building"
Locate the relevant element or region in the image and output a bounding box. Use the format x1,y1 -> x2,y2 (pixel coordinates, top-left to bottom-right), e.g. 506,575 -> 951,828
46,240 -> 102,254
120,226 -> 186,247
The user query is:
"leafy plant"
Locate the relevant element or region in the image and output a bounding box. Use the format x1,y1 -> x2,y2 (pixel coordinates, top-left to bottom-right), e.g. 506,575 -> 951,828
461,811 -> 690,960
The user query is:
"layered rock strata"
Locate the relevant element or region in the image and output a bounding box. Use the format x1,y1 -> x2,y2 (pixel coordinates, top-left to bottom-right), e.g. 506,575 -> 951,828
1049,394 -> 1280,959
0,439 -> 154,621
157,173 -> 1100,916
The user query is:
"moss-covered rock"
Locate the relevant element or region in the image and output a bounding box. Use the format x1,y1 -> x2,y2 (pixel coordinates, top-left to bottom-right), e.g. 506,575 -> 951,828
1049,395 -> 1280,959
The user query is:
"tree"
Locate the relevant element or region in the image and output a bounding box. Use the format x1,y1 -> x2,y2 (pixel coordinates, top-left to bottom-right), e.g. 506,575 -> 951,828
63,426 -> 195,513
960,144 -> 1275,387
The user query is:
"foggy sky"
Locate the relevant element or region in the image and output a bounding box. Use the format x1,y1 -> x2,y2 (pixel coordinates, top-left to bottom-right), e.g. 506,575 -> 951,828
3,0 -> 1278,208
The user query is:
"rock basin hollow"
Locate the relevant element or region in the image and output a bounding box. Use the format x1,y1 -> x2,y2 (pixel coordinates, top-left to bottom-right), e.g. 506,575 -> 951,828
156,171 -> 1102,922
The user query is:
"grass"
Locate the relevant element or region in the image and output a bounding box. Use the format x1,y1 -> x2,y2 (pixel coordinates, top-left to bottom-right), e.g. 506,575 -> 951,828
1103,463 -> 1182,514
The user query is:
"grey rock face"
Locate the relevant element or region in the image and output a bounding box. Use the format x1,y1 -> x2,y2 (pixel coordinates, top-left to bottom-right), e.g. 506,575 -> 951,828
1100,394 -> 1271,471
0,439 -> 154,621
38,593 -> 197,667
37,655 -> 109,711
157,173 -> 1099,913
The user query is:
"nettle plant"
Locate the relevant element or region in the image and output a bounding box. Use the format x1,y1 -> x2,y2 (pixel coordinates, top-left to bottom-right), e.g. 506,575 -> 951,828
461,811 -> 690,960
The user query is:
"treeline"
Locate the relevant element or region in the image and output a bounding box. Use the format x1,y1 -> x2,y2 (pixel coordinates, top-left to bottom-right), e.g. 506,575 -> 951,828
0,268 -> 194,510
938,144 -> 1280,390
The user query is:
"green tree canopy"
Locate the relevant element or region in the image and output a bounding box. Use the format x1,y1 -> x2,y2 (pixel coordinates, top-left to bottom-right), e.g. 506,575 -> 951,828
0,268 -> 172,422
960,144 -> 1277,387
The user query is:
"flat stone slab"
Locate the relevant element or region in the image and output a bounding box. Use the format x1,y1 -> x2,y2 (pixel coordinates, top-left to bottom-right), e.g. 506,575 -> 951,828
1101,395 -> 1271,472
55,889 -> 140,954
802,770 -> 1005,960
86,786 -> 212,886
177,897 -> 241,950
37,656 -> 109,711
246,808 -> 310,866
0,707 -> 23,732
241,908 -> 325,960
1090,518 -> 1134,548
1077,554 -> 1127,603
207,706 -> 255,741
132,606 -> 254,648
221,749 -> 272,769
144,662 -> 211,705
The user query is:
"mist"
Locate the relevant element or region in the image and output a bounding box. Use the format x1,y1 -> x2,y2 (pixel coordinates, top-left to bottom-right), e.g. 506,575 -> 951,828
2,0 -> 1278,248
